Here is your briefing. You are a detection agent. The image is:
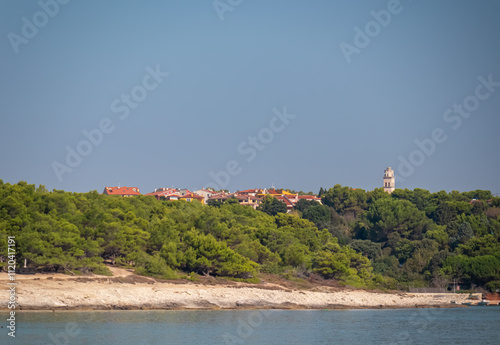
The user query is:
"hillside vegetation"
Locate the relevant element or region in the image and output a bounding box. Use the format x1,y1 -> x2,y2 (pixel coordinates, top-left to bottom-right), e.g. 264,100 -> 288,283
1,179 -> 499,291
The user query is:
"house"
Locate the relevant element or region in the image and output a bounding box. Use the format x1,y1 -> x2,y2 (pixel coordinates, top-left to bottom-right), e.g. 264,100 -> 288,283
194,189 -> 216,203
144,188 -> 204,203
103,186 -> 140,197
144,188 -> 179,200
233,194 -> 262,209
207,192 -> 233,203
237,188 -> 261,196
206,192 -> 262,209
275,195 -> 295,213
158,194 -> 182,201
258,190 -> 322,212
179,192 -> 205,204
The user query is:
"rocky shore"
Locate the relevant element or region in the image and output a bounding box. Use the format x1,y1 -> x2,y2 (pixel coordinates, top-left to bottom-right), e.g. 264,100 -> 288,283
0,268 -> 476,311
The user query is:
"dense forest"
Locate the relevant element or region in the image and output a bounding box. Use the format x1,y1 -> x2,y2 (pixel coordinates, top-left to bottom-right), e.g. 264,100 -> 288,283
1,179 -> 499,292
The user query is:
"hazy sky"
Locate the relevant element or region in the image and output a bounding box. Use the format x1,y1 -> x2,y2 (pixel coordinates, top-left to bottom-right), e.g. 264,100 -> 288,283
1,0 -> 499,195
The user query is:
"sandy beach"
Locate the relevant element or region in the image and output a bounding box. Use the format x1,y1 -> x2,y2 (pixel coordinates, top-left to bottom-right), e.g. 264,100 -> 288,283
0,267 -> 476,310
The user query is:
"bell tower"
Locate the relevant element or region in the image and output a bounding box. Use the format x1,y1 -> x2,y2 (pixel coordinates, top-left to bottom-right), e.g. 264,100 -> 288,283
383,167 -> 395,193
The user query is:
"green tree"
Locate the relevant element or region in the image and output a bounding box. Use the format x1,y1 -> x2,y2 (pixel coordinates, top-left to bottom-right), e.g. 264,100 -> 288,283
302,204 -> 331,228
256,195 -> 287,216
361,198 -> 435,243
294,199 -> 320,213
321,185 -> 367,219
349,239 -> 382,260
207,199 -> 223,207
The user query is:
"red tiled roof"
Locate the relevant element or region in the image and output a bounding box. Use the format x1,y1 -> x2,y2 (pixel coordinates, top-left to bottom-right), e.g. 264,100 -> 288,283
179,193 -> 204,200
103,186 -> 140,196
144,190 -> 179,197
267,189 -> 281,195
232,193 -> 262,200
275,195 -> 294,207
238,188 -> 260,194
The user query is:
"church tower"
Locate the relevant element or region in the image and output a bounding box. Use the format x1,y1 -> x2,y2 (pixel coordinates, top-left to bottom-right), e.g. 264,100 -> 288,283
383,167 -> 395,193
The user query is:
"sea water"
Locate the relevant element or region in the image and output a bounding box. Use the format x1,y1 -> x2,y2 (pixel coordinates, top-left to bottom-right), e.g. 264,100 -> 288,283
1,307 -> 499,345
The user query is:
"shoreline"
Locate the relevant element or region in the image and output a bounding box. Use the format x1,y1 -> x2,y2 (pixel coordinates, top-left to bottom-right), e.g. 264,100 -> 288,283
0,267 -> 479,311
3,305 -> 468,312
4,303 -> 468,312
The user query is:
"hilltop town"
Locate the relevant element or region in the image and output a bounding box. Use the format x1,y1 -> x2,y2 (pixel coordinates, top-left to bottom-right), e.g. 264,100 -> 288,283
104,186 -> 321,211
101,167 -> 397,211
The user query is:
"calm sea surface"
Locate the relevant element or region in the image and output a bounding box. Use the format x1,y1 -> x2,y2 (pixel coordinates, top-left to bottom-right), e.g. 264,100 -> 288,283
2,307 -> 499,345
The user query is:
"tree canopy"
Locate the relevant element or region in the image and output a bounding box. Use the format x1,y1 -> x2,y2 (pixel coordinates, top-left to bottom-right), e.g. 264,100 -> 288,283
2,178 -> 499,291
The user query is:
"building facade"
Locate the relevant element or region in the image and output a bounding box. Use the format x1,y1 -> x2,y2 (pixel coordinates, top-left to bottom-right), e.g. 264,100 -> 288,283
383,167 -> 395,193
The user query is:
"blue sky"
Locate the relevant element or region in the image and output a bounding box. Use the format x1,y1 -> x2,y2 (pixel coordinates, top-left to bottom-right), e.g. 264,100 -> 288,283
1,0 -> 499,195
